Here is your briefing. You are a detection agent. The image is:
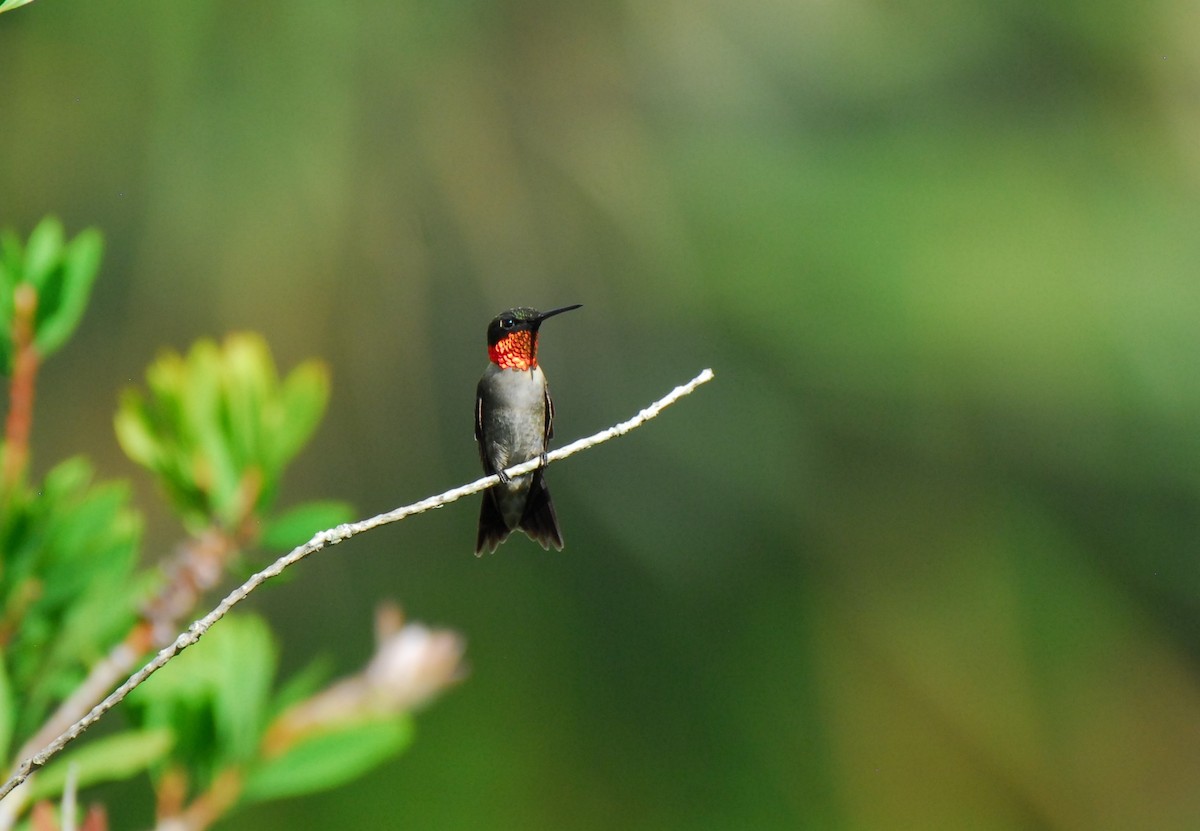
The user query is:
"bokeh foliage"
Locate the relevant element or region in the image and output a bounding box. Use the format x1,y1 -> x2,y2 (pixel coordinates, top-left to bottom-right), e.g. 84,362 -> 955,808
0,457 -> 142,751
0,217 -> 102,372
0,218 -> 451,830
0,221 -> 135,766
115,334 -> 331,535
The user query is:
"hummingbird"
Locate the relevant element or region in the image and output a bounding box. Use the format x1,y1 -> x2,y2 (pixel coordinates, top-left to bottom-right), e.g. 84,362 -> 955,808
474,304 -> 581,555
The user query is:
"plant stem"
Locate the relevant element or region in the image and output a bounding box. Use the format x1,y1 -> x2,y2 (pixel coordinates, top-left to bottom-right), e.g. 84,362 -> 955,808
2,285 -> 38,492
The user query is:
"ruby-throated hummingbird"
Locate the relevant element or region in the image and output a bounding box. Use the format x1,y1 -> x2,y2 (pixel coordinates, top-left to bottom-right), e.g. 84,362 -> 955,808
474,304 -> 581,555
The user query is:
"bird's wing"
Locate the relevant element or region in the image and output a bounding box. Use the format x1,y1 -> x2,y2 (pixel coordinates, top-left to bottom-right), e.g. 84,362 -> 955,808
474,381 -> 494,474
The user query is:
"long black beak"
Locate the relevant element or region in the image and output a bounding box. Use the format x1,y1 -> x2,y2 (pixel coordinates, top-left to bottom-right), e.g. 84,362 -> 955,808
534,304 -> 582,325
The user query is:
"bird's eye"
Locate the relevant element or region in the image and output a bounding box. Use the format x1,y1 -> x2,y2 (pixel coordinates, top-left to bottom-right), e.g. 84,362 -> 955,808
500,317 -> 515,330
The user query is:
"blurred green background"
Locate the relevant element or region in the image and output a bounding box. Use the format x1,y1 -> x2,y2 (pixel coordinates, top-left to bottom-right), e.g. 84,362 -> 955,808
4,0 -> 1200,827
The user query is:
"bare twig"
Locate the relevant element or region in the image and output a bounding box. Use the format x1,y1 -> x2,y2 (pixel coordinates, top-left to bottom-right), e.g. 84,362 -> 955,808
0,368 -> 714,802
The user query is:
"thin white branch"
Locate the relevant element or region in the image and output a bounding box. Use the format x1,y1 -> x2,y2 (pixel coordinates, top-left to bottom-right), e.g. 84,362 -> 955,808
0,367 -> 714,803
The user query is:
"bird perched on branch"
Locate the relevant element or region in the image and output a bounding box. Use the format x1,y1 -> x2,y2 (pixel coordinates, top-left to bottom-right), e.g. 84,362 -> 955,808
474,304 -> 581,555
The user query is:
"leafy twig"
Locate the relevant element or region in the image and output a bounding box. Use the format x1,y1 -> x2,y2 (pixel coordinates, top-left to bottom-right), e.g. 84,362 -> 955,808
0,531 -> 241,828
0,368 -> 714,802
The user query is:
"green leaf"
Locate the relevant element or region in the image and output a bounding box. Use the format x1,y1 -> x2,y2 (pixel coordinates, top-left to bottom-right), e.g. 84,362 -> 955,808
241,716 -> 413,804
113,392 -> 163,470
211,614 -> 277,765
26,728 -> 174,802
221,333 -> 274,471
191,382 -> 244,527
266,361 -> 330,474
41,454 -> 92,496
34,228 -> 103,358
259,501 -> 354,550
21,217 -> 63,291
0,0 -> 40,14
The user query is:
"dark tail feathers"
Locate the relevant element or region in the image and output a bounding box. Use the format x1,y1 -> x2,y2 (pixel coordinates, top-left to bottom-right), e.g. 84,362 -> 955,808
474,473 -> 564,555
518,474 -> 564,552
475,489 -> 512,555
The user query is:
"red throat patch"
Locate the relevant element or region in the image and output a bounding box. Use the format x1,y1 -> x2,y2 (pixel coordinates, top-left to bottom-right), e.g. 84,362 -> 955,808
489,331 -> 538,370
